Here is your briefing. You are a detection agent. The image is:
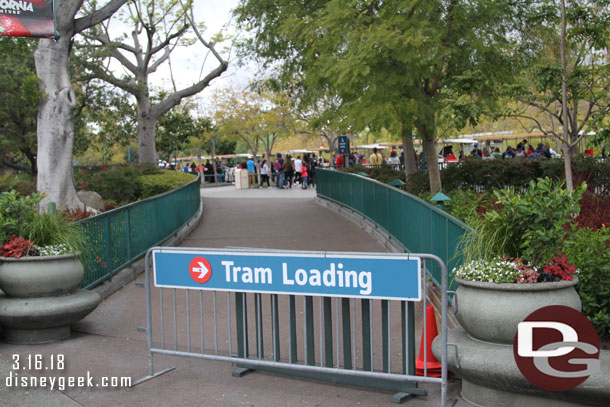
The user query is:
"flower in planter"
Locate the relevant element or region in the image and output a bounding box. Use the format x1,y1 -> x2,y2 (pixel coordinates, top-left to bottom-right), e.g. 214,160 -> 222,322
0,236 -> 36,258
456,177 -> 585,283
454,255 -> 578,284
541,254 -> 578,281
0,190 -> 85,257
514,260 -> 539,283
453,257 -> 521,283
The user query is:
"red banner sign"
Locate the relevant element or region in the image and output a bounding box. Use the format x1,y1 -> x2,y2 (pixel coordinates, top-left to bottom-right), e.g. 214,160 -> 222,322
0,0 -> 55,39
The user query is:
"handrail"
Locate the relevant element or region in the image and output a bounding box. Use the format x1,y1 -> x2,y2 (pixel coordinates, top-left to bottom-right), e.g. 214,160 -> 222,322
77,175 -> 201,289
316,168 -> 468,292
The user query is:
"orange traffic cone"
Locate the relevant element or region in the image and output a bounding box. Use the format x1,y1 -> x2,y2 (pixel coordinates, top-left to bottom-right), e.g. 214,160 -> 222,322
415,305 -> 442,377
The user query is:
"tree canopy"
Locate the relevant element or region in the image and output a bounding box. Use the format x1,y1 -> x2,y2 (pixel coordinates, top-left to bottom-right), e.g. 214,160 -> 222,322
76,0 -> 228,164
0,37 -> 40,174
235,0 -> 525,191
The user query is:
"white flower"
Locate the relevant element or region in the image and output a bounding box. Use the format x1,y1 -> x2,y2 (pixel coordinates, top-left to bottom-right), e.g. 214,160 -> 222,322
36,244 -> 72,256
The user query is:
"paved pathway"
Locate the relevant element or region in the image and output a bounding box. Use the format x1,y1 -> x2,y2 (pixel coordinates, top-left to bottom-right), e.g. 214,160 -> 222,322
0,185 -> 460,406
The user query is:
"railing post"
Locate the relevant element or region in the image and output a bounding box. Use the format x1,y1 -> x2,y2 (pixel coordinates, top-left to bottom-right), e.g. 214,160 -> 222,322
382,300 -> 389,373
235,293 -> 248,358
341,298 -> 352,370
305,296 -> 315,366
323,297 -> 333,367
289,295 -> 297,363
361,299 -> 372,371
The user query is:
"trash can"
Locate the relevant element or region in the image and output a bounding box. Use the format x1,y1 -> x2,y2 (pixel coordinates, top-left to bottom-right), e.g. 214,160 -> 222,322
234,169 -> 249,189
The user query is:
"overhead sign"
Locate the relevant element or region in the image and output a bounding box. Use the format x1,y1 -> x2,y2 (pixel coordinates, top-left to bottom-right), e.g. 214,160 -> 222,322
0,0 -> 56,39
152,248 -> 422,301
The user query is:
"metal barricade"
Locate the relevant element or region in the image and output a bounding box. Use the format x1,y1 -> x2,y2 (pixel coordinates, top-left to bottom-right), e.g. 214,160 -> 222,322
135,247 -> 451,406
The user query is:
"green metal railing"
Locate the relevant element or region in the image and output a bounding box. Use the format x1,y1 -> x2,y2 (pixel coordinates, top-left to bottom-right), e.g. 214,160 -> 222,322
316,169 -> 468,292
78,176 -> 201,289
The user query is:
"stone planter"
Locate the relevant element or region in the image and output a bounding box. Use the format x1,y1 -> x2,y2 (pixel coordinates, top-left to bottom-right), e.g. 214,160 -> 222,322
431,277 -> 609,406
0,254 -> 84,297
0,254 -> 100,344
454,277 -> 581,345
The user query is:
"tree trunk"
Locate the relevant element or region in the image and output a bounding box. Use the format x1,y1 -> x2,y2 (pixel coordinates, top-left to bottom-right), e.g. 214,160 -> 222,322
422,138 -> 441,193
559,0 -> 574,192
137,93 -> 158,164
35,36 -> 85,211
562,143 -> 574,192
416,118 -> 442,193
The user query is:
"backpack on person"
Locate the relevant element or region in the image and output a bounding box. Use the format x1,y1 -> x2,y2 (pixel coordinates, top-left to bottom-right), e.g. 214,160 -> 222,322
273,158 -> 282,171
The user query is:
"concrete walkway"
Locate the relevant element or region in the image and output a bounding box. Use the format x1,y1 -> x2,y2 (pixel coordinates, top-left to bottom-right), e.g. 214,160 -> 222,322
0,185 -> 460,406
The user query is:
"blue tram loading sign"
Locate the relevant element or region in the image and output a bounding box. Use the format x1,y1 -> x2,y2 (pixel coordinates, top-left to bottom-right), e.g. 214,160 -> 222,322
152,248 -> 422,301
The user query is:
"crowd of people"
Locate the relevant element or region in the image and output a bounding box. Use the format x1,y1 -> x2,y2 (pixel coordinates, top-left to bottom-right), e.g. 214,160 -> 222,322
270,153 -> 318,189
168,137 -> 597,186
173,153 -> 321,189
465,139 -> 561,160
175,160 -> 229,183
329,139 -> 573,170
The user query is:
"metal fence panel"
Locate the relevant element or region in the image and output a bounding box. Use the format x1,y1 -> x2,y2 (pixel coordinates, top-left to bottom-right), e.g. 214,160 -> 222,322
137,247 -> 451,406
316,169 -> 467,292
77,176 -> 201,289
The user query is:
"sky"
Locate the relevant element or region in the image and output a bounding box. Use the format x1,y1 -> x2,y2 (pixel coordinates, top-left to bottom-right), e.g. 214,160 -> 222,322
147,1 -> 254,99
103,0 -> 254,112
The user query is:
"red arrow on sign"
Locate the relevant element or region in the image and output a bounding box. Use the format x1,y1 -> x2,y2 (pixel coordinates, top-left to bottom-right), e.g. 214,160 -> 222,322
189,257 -> 212,284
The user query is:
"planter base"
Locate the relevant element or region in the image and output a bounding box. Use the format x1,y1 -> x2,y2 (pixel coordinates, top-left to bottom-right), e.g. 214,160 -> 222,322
461,379 -> 587,407
432,328 -> 610,407
0,290 -> 101,344
2,326 -> 71,345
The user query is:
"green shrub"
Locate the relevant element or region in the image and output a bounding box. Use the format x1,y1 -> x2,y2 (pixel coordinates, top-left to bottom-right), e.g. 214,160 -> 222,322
461,177 -> 586,266
23,212 -> 86,253
137,171 -> 194,198
74,164 -> 159,203
0,190 -> 84,254
345,165 -> 406,185
443,190 -> 494,223
563,227 -> 610,338
405,157 -> 610,195
0,173 -> 36,196
0,190 -> 38,244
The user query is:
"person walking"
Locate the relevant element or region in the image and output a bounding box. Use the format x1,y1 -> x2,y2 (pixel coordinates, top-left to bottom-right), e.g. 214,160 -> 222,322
283,155 -> 295,188
300,161 -> 309,189
369,147 -> 383,165
294,156 -> 303,185
387,149 -> 401,169
274,153 -> 285,188
260,159 -> 271,187
246,157 -> 256,187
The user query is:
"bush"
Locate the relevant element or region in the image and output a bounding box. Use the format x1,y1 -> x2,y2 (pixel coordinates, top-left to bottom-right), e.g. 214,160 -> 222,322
405,157 -> 610,195
576,192 -> 610,230
137,171 -> 194,198
73,164 -> 187,204
0,190 -> 37,244
345,165 -> 406,184
0,173 -> 36,196
460,177 -> 586,266
75,165 -> 151,203
564,227 -> 610,338
0,190 -> 84,254
443,190 -> 494,223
